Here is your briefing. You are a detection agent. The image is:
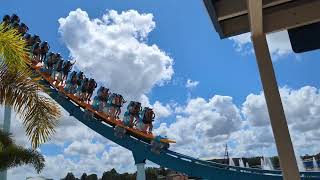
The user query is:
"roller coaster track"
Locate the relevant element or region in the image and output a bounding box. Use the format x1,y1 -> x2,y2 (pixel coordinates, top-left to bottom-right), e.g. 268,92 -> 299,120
31,68 -> 320,180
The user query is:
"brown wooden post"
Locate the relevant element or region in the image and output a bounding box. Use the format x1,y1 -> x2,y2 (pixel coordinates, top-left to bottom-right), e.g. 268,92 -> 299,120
247,0 -> 300,179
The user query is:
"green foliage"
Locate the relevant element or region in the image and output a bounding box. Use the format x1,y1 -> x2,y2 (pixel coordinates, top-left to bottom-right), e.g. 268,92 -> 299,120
62,172 -> 78,180
0,129 -> 45,173
0,23 -> 61,148
0,23 -> 29,71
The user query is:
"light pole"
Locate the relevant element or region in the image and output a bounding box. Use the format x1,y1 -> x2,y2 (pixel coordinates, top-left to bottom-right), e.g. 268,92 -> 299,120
0,106 -> 11,180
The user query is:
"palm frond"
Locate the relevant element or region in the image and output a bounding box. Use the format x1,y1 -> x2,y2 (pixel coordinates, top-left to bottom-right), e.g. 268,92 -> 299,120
0,62 -> 61,148
0,144 -> 45,173
0,23 -> 29,70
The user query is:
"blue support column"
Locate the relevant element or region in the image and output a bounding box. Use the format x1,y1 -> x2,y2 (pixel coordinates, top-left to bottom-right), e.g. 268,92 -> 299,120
133,152 -> 146,180
0,105 -> 11,180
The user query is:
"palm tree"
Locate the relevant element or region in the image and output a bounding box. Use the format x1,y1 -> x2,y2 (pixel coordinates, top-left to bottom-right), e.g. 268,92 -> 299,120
0,23 -> 61,148
0,129 -> 45,173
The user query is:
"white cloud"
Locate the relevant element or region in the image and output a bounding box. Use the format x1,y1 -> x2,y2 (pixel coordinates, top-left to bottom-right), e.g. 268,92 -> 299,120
152,101 -> 172,121
9,148 -> 135,180
155,95 -> 243,158
240,86 -> 320,156
185,79 -> 199,89
64,140 -> 105,156
155,86 -> 320,158
58,9 -> 174,101
7,86 -> 320,179
229,31 -> 293,59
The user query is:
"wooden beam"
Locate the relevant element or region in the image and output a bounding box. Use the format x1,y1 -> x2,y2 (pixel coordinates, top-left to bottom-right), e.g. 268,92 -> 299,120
216,0 -> 293,21
247,0 -> 263,35
247,0 -> 300,180
220,0 -> 320,37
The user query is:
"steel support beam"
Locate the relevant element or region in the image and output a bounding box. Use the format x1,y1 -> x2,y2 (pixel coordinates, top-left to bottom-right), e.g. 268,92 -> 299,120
133,152 -> 146,180
136,163 -> 146,180
247,1 -> 300,180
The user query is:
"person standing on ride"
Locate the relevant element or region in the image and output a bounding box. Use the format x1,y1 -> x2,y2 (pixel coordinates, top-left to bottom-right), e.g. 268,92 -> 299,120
80,78 -> 89,102
9,14 -> 20,29
92,87 -> 104,111
52,59 -> 64,85
47,53 -> 58,75
86,78 -> 97,103
43,52 -> 53,71
115,94 -> 126,119
61,60 -> 75,85
40,41 -> 50,62
18,23 -> 29,36
107,93 -> 118,118
134,102 -> 142,125
76,71 -> 85,97
10,14 -> 20,25
23,33 -> 33,48
125,101 -> 141,128
31,42 -> 41,65
141,107 -> 155,133
123,101 -> 135,127
32,35 -> 41,45
64,71 -> 78,94
2,15 -> 10,27
93,87 -> 109,112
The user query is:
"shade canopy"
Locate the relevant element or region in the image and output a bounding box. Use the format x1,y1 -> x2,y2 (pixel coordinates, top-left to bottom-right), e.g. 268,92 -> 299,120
203,0 -> 320,42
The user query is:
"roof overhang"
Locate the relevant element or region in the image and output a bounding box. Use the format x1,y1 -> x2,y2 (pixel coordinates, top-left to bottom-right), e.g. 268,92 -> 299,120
203,0 -> 320,39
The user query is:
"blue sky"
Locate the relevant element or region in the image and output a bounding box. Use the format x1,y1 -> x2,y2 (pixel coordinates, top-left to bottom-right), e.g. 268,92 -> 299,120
1,0 -> 320,179
2,0 -> 319,104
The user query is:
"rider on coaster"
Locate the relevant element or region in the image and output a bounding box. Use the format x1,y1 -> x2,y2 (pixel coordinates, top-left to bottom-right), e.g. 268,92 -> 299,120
80,78 -> 89,102
61,60 -> 75,85
10,14 -> 20,25
123,101 -> 141,128
114,94 -> 126,119
47,53 -> 59,75
18,23 -> 29,35
23,33 -> 33,47
43,52 -> 53,71
87,78 -> 97,103
76,71 -> 85,97
40,41 -> 50,62
64,71 -> 78,94
92,86 -> 109,112
52,58 -> 64,85
31,42 -> 41,64
107,93 -> 117,117
2,15 -> 10,27
8,14 -> 20,29
137,107 -> 155,133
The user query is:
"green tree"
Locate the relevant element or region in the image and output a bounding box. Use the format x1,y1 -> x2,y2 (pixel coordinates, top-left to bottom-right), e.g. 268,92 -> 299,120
0,22 -> 61,148
63,172 -> 76,180
0,129 -> 45,173
80,173 -> 87,180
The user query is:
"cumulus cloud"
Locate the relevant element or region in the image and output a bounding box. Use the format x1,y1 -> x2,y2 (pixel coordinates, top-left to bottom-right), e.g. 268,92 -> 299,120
152,101 -> 172,120
155,95 -> 242,158
185,79 -> 199,89
7,86 -> 320,179
64,140 -> 105,156
58,9 -> 174,101
9,145 -> 135,180
155,86 -> 320,158
229,31 -> 293,59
